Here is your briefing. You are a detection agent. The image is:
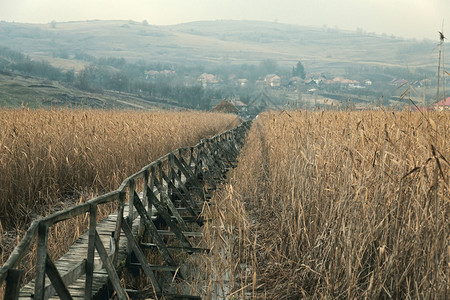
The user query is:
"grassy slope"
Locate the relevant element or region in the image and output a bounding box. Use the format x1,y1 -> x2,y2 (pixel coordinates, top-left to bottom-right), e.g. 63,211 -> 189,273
0,20 -> 437,72
0,72 -> 183,109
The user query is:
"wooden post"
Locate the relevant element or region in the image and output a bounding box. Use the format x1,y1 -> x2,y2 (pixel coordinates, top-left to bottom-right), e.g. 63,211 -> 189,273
141,190 -> 191,245
85,203 -> 97,299
153,177 -> 190,229
4,269 -> 23,300
189,146 -> 195,169
142,169 -> 149,208
158,161 -> 163,189
168,153 -> 175,200
148,166 -> 156,217
121,221 -> 161,294
128,179 -> 135,222
128,207 -> 177,267
45,254 -> 72,299
34,222 -> 49,300
94,231 -> 128,300
139,169 -> 150,237
176,149 -> 183,182
113,191 -> 125,265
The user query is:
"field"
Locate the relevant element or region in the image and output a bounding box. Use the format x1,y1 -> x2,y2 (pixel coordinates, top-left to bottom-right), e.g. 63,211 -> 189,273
198,110 -> 449,298
0,109 -> 240,231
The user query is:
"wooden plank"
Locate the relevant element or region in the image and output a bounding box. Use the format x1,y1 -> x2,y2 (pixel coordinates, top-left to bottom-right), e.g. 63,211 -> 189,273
126,289 -> 201,299
149,167 -> 155,213
140,243 -> 209,254
137,190 -> 191,249
156,230 -> 203,237
41,191 -> 119,227
45,255 -> 72,300
34,223 -> 49,300
84,203 -> 97,299
129,204 -> 176,267
128,263 -> 179,272
128,179 -> 135,222
44,259 -> 86,298
174,155 -> 202,188
94,230 -> 128,300
161,173 -> 199,218
4,269 -> 23,300
153,177 -> 190,230
172,173 -> 202,213
113,192 -> 125,265
121,221 -> 161,295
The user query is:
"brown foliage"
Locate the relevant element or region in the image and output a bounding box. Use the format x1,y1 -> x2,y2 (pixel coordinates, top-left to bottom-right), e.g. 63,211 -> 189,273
200,110 -> 449,299
0,108 -> 239,230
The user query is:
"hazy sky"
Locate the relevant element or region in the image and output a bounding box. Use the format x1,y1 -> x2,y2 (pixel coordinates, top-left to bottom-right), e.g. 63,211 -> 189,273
1,0 -> 448,40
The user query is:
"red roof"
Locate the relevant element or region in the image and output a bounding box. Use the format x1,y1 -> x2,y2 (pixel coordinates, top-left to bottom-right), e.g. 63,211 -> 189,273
435,97 -> 450,106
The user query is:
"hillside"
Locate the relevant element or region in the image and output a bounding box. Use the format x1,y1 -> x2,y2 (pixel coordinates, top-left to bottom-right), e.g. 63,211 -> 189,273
0,72 -> 182,109
0,20 -> 438,72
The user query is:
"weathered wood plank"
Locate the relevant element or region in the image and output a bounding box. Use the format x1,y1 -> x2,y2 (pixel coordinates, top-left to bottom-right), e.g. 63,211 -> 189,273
130,205 -> 176,267
113,192 -> 125,265
153,177 -> 190,230
34,223 -> 49,300
137,190 -> 191,248
45,255 -> 72,300
94,230 -> 128,300
44,259 -> 86,298
121,221 -> 161,295
126,289 -> 201,299
171,172 -> 202,213
4,269 -> 23,300
128,178 -> 136,223
127,263 -> 179,272
156,230 -> 203,237
161,172 -> 199,218
84,203 -> 97,299
140,243 -> 209,254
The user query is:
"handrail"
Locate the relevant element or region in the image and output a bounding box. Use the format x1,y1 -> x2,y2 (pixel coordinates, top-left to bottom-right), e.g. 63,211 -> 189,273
0,119 -> 252,299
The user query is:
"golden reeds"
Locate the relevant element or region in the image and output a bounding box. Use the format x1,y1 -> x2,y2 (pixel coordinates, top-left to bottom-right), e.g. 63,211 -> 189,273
200,110 -> 449,299
0,108 -> 239,230
0,108 -> 239,289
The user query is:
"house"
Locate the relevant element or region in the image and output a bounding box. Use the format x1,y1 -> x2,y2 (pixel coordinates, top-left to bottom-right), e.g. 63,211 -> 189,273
231,99 -> 248,112
198,73 -> 219,87
237,78 -> 248,87
264,74 -> 281,87
288,76 -> 304,87
210,100 -> 239,114
364,79 -> 372,86
145,70 -> 175,80
434,97 -> 450,111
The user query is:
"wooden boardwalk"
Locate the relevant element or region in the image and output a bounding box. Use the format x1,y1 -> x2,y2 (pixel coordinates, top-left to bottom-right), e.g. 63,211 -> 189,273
19,205 -> 136,299
0,120 -> 252,300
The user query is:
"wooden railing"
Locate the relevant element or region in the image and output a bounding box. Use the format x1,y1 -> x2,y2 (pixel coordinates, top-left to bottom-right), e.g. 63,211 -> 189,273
0,120 -> 252,300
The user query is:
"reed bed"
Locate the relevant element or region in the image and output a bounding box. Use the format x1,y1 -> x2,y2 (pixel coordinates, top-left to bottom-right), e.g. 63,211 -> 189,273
0,108 -> 239,268
200,110 -> 449,299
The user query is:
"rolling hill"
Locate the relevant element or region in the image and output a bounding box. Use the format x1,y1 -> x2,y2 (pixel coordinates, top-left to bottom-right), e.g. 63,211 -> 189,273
0,20 -> 439,72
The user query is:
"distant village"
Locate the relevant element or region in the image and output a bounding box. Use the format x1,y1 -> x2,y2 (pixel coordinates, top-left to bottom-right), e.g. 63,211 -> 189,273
144,67 -> 450,114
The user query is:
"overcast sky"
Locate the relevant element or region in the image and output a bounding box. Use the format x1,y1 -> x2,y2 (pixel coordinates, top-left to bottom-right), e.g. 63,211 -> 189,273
1,0 -> 448,40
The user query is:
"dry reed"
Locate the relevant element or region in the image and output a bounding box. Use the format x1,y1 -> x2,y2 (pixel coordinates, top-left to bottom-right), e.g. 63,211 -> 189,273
0,108 -> 239,273
199,110 -> 449,299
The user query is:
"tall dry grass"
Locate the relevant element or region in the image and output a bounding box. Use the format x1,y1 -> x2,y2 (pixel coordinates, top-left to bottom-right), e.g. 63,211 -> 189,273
0,108 -> 240,289
0,108 -> 239,230
200,110 -> 449,299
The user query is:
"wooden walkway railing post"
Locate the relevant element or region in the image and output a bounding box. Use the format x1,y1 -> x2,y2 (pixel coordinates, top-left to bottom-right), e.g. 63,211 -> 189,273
85,203 -> 97,299
34,222 -> 49,300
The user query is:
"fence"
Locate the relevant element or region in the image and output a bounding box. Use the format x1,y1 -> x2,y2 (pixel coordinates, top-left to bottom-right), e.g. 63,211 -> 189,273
0,120 -> 252,299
